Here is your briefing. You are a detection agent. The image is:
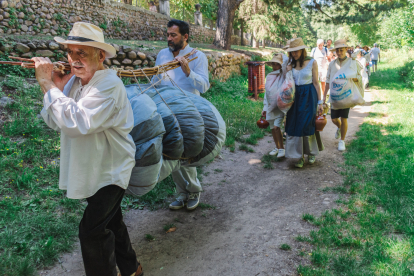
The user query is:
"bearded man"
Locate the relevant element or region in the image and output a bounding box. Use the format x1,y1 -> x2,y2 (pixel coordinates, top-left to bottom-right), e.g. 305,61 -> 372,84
32,22 -> 143,276
152,19 -> 209,211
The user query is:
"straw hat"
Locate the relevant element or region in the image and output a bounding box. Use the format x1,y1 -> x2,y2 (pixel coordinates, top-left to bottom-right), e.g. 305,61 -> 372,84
283,39 -> 292,50
330,38 -> 349,50
265,53 -> 283,65
54,22 -> 116,58
286,38 -> 309,52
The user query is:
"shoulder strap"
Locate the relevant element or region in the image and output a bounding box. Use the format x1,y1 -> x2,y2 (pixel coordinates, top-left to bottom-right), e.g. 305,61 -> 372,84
311,48 -> 316,56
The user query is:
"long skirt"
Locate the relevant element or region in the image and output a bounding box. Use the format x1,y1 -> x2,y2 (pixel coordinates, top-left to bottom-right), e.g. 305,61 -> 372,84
285,83 -> 324,158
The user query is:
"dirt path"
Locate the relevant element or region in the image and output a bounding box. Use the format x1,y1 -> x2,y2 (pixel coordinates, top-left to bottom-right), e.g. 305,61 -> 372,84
40,91 -> 373,276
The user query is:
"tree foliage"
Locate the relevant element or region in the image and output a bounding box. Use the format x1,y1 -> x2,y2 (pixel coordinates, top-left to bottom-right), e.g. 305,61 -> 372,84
379,0 -> 414,48
238,0 -> 316,44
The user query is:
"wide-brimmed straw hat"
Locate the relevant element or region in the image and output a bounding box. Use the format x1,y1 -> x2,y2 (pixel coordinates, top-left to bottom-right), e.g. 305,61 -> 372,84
54,22 -> 116,58
282,39 -> 292,50
330,38 -> 349,51
286,38 -> 309,52
265,53 -> 283,65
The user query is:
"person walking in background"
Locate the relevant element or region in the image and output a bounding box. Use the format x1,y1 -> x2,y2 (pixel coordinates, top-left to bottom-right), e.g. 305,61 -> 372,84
149,1 -> 157,12
311,38 -> 328,93
152,19 -> 209,211
262,54 -> 287,157
285,38 -> 324,168
370,43 -> 380,72
355,49 -> 369,88
326,39 -> 333,50
324,39 -> 363,151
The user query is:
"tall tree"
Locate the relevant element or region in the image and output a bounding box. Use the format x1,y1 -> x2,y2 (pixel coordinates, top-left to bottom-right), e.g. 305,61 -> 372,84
213,0 -> 245,49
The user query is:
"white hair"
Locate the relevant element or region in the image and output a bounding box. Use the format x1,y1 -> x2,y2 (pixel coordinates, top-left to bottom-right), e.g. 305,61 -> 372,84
317,39 -> 324,46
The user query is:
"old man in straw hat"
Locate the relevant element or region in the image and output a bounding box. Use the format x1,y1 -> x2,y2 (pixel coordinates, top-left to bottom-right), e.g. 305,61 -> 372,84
32,22 -> 143,276
324,38 -> 363,152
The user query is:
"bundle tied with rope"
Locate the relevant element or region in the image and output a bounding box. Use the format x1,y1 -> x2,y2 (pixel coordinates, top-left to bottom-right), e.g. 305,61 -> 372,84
0,49 -> 198,79
115,51 -> 226,197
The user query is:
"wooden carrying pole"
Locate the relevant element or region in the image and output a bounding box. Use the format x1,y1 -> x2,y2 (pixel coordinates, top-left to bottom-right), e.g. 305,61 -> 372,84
0,49 -> 198,78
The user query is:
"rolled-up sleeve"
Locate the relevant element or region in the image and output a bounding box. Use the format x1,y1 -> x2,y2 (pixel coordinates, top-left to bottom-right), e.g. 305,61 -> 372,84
42,87 -> 119,138
187,53 -> 210,93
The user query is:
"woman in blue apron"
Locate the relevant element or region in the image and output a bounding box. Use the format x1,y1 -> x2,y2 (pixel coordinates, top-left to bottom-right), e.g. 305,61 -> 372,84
285,38 -> 324,168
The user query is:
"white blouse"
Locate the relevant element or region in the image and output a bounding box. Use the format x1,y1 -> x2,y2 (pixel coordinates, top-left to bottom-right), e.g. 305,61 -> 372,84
41,69 -> 136,199
292,59 -> 314,86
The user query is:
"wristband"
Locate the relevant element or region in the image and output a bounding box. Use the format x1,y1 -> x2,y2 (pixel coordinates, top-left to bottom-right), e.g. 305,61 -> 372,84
318,100 -> 323,105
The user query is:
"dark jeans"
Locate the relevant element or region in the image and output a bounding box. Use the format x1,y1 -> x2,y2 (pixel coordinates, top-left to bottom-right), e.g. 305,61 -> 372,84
79,185 -> 139,276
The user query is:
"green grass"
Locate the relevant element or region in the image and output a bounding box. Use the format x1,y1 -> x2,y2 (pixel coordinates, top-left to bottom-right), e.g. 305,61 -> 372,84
296,50 -> 414,275
144,234 -> 155,241
280,244 -> 291,250
163,223 -> 176,232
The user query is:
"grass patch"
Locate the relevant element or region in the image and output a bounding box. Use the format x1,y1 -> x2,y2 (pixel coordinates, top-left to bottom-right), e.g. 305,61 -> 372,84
261,154 -> 279,169
280,244 -> 291,250
198,203 -> 216,210
295,50 -> 414,275
238,144 -> 254,152
163,223 -> 176,232
144,234 -> 155,241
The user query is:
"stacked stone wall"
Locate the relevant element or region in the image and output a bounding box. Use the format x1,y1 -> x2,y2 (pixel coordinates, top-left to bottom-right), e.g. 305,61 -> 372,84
0,37 -> 250,81
0,0 -> 215,43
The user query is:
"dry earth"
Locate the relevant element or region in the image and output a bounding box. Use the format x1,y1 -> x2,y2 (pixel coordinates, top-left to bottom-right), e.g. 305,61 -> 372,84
40,91 -> 373,276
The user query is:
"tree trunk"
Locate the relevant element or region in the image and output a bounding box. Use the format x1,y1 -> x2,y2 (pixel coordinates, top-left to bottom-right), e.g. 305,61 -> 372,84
252,30 -> 258,48
240,20 -> 244,46
262,39 -> 266,48
213,0 -> 245,50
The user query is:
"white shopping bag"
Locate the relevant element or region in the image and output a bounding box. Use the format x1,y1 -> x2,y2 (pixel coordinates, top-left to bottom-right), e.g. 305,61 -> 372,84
276,71 -> 295,113
330,59 -> 365,109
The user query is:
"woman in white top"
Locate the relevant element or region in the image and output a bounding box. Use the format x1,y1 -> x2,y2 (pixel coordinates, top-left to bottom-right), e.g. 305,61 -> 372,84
311,39 -> 329,94
285,38 -> 324,168
354,49 -> 369,88
262,54 -> 287,157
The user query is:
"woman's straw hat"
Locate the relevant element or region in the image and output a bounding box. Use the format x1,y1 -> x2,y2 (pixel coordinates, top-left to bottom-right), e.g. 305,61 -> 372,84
330,38 -> 349,50
54,22 -> 116,58
283,39 -> 292,50
266,53 -> 283,65
286,38 -> 309,52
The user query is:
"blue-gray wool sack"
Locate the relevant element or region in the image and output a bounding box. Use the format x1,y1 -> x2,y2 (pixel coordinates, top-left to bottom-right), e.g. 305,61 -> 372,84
142,85 -> 205,160
124,85 -> 165,196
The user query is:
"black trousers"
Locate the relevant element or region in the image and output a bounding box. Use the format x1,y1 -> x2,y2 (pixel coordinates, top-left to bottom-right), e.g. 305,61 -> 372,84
79,185 -> 139,276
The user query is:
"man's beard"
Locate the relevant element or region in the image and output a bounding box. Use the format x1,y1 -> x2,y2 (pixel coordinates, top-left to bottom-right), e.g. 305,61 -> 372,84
168,38 -> 185,52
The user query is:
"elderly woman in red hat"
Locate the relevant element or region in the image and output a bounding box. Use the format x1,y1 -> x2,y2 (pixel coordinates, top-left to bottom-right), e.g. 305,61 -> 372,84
286,38 -> 324,168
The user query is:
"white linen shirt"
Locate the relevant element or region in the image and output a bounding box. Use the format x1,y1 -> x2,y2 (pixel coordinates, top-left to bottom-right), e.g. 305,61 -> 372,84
41,69 -> 136,199
151,45 -> 209,95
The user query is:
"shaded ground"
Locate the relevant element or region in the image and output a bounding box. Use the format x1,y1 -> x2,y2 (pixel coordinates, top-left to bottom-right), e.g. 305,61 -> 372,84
39,92 -> 372,276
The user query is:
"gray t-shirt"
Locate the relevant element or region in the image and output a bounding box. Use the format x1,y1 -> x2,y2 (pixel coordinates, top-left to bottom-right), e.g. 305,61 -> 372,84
370,48 -> 380,60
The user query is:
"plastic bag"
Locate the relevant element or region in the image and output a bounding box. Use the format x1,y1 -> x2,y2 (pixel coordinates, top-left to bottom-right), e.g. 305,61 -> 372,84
329,59 -> 365,109
276,71 -> 295,113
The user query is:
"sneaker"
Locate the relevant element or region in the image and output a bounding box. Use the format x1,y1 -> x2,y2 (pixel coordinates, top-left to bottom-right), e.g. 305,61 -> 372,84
338,140 -> 346,151
295,158 -> 305,168
308,155 -> 316,164
187,192 -> 201,210
169,193 -> 187,210
278,149 -> 285,158
335,128 -> 341,139
269,148 -> 278,156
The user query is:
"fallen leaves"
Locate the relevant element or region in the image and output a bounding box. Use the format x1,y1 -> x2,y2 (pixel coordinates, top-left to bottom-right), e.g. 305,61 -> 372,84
166,227 -> 177,233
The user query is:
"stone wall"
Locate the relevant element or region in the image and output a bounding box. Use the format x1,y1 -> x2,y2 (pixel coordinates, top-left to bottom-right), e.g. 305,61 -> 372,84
0,37 -> 250,81
0,0 -> 215,43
